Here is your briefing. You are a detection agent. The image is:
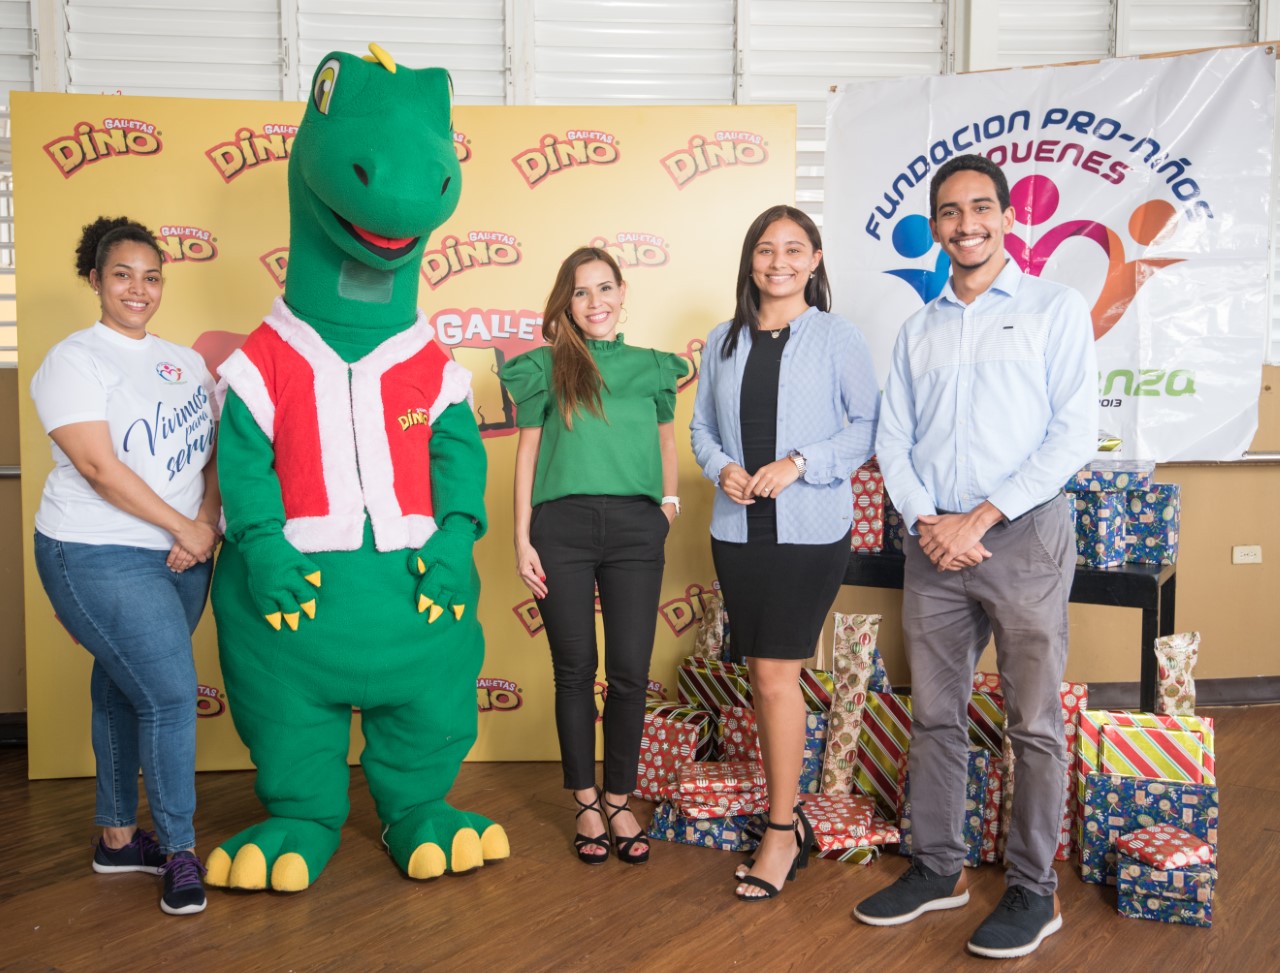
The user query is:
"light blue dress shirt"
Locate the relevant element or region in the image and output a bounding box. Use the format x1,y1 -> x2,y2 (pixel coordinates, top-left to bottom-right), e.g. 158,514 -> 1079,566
876,259 -> 1099,535
690,307 -> 879,544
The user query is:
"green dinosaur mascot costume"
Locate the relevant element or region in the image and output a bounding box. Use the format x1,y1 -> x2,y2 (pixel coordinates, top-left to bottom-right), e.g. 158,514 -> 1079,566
208,44 -> 508,892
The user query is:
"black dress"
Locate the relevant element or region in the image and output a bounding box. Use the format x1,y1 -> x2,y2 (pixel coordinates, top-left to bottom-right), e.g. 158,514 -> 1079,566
711,327 -> 850,660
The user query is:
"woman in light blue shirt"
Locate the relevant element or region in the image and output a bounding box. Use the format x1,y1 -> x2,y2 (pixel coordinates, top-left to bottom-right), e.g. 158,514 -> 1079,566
690,204 -> 878,901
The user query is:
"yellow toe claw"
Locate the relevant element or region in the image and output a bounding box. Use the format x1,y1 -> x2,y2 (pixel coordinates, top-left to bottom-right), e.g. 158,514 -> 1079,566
205,847 -> 232,887
264,612 -> 282,631
305,571 -> 322,588
418,594 -> 432,614
480,824 -> 511,861
428,603 -> 444,624
270,852 -> 311,892
283,611 -> 300,631
452,604 -> 465,621
299,599 -> 316,620
229,844 -> 268,890
407,842 -> 446,880
450,828 -> 484,873
417,557 -> 426,574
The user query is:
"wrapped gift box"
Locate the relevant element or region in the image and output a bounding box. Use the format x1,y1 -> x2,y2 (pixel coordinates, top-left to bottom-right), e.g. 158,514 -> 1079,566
801,793 -> 877,851
1116,824 -> 1214,869
1124,484 -> 1180,566
1079,773 -> 1218,885
677,793 -> 771,819
1071,490 -> 1126,567
678,656 -> 833,715
1153,631 -> 1199,717
644,700 -> 717,762
1099,724 -> 1208,783
821,612 -> 882,795
981,747 -> 1008,864
692,589 -> 729,661
883,494 -> 907,554
899,746 -> 989,867
1116,852 -> 1215,927
814,817 -> 900,862
676,759 -> 767,797
852,691 -> 913,821
1076,711 -> 1215,837
850,457 -> 885,552
647,802 -> 762,852
633,713 -> 699,801
967,690 -> 1005,755
718,706 -> 828,794
1068,459 -> 1156,493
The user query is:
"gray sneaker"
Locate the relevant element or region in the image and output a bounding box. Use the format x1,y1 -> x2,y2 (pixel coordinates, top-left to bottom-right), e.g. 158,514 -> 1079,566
966,886 -> 1062,958
852,858 -> 970,926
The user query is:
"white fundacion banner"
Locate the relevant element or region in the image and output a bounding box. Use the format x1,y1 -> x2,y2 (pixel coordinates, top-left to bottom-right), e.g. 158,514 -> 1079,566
825,45 -> 1275,462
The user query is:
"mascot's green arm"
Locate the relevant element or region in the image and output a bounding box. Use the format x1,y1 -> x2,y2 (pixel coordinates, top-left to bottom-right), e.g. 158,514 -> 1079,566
219,389 -> 322,629
428,400 -> 488,541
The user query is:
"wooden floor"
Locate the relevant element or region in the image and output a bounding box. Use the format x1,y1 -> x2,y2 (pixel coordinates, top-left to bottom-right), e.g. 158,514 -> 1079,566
3,706 -> 1278,973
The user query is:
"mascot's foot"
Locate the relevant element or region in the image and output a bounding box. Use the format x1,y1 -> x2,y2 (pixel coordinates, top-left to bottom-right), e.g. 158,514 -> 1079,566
205,818 -> 340,892
383,802 -> 509,880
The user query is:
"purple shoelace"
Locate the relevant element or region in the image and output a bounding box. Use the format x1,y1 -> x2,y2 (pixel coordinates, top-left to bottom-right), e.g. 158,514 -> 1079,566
161,853 -> 207,889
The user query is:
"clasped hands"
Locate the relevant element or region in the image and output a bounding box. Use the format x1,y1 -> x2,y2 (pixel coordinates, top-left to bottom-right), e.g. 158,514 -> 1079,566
916,507 -> 998,572
166,517 -> 222,573
720,459 -> 799,505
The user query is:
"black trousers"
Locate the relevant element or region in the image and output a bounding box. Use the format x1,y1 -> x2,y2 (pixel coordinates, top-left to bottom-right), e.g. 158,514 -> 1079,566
531,495 -> 669,794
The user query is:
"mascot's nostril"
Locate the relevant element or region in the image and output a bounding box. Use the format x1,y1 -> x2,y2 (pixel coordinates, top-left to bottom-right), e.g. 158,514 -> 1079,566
354,164 -> 369,186
441,176 -> 451,196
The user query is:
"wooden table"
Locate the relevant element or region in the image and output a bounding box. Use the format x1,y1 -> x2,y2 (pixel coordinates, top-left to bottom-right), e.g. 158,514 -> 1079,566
843,552 -> 1177,710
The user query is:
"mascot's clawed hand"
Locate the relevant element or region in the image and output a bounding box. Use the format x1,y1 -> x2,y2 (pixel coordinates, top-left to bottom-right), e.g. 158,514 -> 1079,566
208,43 -> 507,893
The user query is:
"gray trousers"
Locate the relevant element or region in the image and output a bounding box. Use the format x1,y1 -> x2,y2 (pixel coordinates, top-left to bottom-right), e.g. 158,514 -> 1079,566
902,493 -> 1073,895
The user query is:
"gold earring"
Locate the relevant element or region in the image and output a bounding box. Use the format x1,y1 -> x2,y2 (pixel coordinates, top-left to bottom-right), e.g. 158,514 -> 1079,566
620,307 -> 629,325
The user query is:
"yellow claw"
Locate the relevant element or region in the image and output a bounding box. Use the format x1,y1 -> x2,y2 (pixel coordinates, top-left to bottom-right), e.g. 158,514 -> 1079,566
264,612 -> 282,631
205,847 -> 233,887
270,852 -> 311,892
428,603 -> 444,624
418,594 -> 433,614
305,570 -> 322,588
299,599 -> 316,620
283,611 -> 300,631
480,824 -> 511,861
452,604 -> 465,620
417,556 -> 426,574
407,842 -> 446,880
228,844 -> 268,890
450,828 -> 484,873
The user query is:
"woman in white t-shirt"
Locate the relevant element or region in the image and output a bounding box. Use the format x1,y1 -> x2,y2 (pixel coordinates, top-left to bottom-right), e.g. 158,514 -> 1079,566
31,216 -> 220,917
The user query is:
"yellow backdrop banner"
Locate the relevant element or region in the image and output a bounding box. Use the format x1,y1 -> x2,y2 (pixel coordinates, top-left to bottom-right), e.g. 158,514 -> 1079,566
14,90 -> 795,778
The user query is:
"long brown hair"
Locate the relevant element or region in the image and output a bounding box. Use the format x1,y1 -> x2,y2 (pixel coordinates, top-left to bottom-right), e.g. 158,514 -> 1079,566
722,204 -> 831,358
542,247 -> 621,427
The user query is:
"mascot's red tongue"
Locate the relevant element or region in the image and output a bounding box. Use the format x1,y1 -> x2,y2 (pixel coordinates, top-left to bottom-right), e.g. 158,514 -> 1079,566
351,223 -> 417,249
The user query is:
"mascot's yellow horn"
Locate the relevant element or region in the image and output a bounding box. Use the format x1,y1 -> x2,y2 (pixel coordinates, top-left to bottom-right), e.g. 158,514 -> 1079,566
363,42 -> 397,74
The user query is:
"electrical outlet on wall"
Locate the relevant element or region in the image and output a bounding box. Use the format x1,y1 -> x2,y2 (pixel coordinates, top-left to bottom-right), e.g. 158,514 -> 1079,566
1232,545 -> 1263,565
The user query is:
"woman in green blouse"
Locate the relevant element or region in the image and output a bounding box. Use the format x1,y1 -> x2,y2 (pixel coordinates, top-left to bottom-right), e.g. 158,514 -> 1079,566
500,247 -> 688,866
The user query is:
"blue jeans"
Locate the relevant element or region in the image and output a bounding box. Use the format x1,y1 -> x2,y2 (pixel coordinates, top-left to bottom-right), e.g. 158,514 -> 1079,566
34,533 -> 211,853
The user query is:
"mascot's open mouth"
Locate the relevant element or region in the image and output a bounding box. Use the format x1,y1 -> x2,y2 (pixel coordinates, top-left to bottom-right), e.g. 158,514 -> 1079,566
333,211 -> 420,260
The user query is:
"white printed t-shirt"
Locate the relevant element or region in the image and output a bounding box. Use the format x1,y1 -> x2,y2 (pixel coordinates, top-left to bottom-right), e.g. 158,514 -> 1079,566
31,323 -> 216,550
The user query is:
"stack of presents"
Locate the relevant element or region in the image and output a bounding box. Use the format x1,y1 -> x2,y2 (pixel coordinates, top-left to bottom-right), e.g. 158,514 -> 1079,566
633,448 -> 1213,926
850,455 -> 1180,567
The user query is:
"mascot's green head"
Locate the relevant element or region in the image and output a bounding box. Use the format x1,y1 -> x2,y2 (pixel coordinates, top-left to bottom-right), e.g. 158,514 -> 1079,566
284,43 -> 462,332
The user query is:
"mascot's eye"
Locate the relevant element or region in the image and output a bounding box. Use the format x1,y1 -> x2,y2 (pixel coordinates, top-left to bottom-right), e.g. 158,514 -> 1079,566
313,58 -> 341,115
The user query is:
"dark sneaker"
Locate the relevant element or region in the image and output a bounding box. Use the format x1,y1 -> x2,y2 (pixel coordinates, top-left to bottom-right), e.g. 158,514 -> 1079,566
92,829 -> 165,874
852,858 -> 969,926
966,886 -> 1062,958
160,851 -> 208,916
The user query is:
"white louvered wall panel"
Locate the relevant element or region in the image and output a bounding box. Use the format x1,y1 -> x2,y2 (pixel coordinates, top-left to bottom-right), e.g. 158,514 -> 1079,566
0,1 -> 34,110
294,0 -> 508,104
995,1 -> 1114,67
1122,0 -> 1257,55
64,0 -> 283,99
531,0 -> 736,104
744,0 -> 949,221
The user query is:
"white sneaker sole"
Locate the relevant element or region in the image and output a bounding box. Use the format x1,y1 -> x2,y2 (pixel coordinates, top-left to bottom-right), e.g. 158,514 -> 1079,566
966,913 -> 1063,958
853,889 -> 970,926
160,896 -> 208,916
93,861 -> 164,875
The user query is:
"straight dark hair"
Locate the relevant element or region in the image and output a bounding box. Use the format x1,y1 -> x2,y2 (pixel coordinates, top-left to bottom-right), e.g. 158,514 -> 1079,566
541,247 -> 621,428
928,154 -> 1011,219
721,204 -> 830,358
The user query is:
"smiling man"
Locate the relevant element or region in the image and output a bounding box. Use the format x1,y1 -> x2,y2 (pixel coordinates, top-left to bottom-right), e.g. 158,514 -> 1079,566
854,154 -> 1098,959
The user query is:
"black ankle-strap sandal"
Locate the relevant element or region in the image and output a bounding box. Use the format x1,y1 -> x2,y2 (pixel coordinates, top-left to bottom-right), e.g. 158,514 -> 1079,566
573,790 -> 609,865
735,820 -> 801,902
602,794 -> 650,865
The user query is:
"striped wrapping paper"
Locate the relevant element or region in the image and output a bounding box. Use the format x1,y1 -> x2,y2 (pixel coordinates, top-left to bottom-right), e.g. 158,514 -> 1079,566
677,656 -> 835,714
1076,710 -> 1215,850
851,691 -> 913,821
643,700 -> 717,761
1099,725 -> 1207,783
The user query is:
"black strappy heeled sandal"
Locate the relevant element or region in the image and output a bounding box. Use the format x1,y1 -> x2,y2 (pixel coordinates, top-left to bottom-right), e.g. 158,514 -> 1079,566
573,789 -> 610,865
602,793 -> 650,865
735,802 -> 813,880
735,820 -> 802,901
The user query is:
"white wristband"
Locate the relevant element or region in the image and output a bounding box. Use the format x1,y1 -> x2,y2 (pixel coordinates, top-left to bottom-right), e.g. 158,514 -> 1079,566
661,495 -> 681,516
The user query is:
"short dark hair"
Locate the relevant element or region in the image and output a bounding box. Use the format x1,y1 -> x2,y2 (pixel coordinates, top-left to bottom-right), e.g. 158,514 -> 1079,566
75,216 -> 162,282
722,204 -> 830,358
929,154 -> 1010,220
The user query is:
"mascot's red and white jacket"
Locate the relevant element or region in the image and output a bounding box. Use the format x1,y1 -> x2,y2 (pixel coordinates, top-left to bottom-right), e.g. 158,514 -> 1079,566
217,298 -> 472,554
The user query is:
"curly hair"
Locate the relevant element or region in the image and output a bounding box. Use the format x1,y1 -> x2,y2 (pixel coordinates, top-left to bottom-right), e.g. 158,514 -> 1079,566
74,216 -> 162,282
